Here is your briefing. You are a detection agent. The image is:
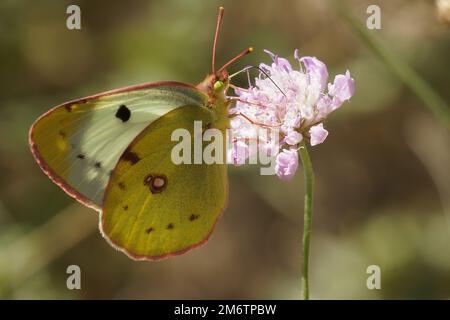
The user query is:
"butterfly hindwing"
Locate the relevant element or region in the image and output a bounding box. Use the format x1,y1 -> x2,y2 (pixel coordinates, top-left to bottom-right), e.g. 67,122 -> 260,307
101,105 -> 229,260
29,82 -> 208,210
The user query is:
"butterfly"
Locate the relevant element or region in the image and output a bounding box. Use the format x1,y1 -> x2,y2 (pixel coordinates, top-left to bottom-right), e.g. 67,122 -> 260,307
29,7 -> 253,260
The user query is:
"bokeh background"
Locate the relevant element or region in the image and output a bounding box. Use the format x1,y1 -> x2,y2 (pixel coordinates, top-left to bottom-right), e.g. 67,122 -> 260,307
0,0 -> 449,299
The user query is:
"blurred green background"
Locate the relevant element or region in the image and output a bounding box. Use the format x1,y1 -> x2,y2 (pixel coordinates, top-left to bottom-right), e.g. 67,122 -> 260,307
0,0 -> 449,299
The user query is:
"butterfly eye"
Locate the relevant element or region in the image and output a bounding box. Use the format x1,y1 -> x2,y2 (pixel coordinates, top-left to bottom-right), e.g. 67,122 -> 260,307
213,80 -> 224,91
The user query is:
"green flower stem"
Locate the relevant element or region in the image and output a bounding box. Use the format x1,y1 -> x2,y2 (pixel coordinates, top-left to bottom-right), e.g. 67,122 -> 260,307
299,141 -> 314,300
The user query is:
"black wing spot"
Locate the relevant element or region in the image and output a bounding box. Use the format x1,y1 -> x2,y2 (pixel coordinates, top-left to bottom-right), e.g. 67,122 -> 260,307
58,130 -> 66,138
65,104 -> 74,112
115,104 -> 131,122
122,149 -> 140,165
94,161 -> 102,168
77,154 -> 85,160
146,227 -> 154,234
143,174 -> 153,186
167,223 -> 174,230
122,205 -> 129,211
118,182 -> 125,190
189,214 -> 200,221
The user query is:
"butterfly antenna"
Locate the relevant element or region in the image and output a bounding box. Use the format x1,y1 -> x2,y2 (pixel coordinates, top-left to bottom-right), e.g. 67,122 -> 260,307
229,65 -> 286,97
252,65 -> 286,97
212,7 -> 225,74
217,47 -> 254,74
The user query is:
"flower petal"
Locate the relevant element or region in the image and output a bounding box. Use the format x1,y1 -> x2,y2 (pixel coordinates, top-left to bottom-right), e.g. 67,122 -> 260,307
275,57 -> 292,72
300,56 -> 329,91
316,94 -> 333,119
328,70 -> 355,109
285,130 -> 303,146
275,149 -> 299,181
263,49 -> 277,61
309,123 -> 329,146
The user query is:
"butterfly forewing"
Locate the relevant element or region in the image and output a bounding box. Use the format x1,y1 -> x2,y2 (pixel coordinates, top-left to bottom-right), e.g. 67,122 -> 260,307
29,82 -> 207,209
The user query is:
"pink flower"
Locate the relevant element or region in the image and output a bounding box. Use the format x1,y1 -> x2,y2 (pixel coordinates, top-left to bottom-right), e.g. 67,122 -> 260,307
230,49 -> 354,179
275,149 -> 299,181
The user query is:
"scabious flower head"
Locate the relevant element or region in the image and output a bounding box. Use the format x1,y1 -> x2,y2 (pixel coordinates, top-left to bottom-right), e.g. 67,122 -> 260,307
230,49 -> 355,180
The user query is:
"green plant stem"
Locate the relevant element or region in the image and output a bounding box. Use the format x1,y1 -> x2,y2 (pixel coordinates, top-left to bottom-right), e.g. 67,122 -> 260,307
299,141 -> 314,300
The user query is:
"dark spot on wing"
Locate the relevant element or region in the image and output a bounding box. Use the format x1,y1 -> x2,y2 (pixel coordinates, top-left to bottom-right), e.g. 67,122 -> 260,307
122,149 -> 140,165
143,174 -> 167,194
65,104 -> 74,112
118,182 -> 125,190
77,154 -> 85,159
94,161 -> 102,168
58,130 -> 66,138
143,174 -> 153,186
167,223 -> 174,230
189,214 -> 200,221
122,204 -> 129,211
146,227 -> 154,234
115,104 -> 131,122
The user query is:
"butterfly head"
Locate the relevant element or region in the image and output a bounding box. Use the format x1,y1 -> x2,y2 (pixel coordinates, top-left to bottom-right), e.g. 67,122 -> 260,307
197,7 -> 252,103
197,67 -> 231,99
